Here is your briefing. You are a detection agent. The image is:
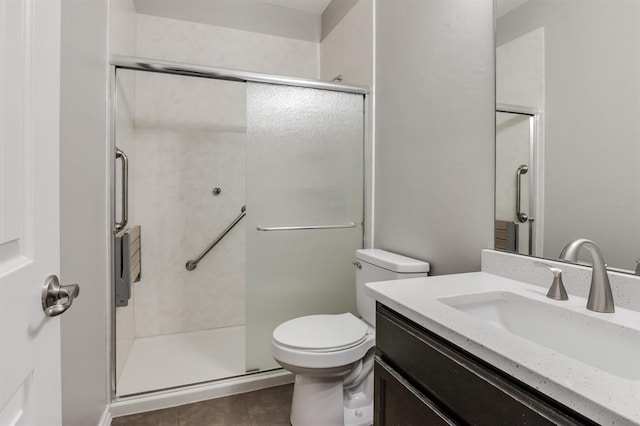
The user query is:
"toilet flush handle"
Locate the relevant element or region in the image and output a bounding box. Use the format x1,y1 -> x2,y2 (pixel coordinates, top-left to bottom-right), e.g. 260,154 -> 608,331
352,261 -> 362,269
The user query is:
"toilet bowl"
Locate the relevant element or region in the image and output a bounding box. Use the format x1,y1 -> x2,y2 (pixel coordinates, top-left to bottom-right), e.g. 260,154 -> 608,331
272,250 -> 430,426
273,313 -> 375,426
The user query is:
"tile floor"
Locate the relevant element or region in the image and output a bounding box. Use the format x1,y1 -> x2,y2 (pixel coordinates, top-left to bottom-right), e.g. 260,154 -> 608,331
112,384 -> 293,426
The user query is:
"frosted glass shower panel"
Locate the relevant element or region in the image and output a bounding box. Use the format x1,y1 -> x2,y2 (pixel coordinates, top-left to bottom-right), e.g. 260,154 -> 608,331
246,83 -> 364,371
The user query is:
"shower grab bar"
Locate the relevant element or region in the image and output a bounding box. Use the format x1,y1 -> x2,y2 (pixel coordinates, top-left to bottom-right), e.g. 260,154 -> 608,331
185,205 -> 246,271
256,223 -> 356,231
516,164 -> 529,223
115,147 -> 129,232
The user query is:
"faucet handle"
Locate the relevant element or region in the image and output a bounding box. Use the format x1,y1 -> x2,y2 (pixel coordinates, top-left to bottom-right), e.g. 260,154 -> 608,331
534,261 -> 569,301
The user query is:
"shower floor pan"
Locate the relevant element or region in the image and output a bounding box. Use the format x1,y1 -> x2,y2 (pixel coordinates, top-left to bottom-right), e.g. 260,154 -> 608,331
117,326 -> 246,396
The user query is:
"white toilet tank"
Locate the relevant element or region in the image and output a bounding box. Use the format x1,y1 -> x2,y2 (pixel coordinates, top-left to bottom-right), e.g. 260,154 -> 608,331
355,249 -> 430,326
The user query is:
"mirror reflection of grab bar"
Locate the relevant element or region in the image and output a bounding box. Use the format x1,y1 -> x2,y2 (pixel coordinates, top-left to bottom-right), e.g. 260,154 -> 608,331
185,205 -> 246,271
256,223 -> 356,231
115,147 -> 129,232
516,164 -> 529,223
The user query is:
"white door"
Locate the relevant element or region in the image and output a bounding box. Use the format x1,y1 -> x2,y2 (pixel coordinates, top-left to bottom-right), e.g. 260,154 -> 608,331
0,0 -> 67,424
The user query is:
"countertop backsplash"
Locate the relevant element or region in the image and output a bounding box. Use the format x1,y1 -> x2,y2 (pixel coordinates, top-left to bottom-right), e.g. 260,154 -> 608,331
482,249 -> 640,312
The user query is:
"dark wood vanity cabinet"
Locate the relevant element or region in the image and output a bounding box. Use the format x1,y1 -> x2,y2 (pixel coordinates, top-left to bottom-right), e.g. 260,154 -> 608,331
374,303 -> 597,426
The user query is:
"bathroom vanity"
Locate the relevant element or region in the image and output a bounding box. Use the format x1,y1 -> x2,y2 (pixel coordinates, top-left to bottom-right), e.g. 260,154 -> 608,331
374,303 -> 593,425
366,268 -> 640,426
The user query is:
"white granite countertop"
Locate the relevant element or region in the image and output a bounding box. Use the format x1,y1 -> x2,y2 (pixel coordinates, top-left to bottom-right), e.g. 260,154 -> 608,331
366,272 -> 640,426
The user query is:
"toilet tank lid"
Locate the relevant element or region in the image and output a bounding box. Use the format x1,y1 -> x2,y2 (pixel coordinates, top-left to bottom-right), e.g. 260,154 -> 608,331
356,249 -> 430,273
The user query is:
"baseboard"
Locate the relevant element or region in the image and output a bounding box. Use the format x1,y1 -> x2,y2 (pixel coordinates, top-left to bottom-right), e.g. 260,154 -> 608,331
109,369 -> 294,418
98,405 -> 112,426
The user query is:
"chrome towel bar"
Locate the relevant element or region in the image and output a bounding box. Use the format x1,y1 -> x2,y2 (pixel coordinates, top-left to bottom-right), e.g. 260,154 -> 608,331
256,223 -> 356,231
186,205 -> 246,271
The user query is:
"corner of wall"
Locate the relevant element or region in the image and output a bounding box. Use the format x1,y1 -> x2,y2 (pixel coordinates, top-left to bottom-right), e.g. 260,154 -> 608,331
60,0 -> 111,424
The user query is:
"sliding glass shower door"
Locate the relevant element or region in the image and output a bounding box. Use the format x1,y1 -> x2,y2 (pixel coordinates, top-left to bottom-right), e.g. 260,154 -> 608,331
113,65 -> 366,395
245,83 -> 365,371
113,69 -> 250,396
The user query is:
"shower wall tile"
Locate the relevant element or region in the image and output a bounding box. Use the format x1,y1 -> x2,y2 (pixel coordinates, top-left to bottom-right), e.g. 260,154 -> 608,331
134,73 -> 247,132
136,14 -> 319,79
132,14 -> 319,337
320,0 -> 372,86
133,106 -> 246,337
110,0 -> 137,56
134,34 -> 248,338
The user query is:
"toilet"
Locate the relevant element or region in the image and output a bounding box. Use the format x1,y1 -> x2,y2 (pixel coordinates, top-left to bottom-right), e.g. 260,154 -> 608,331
272,249 -> 430,426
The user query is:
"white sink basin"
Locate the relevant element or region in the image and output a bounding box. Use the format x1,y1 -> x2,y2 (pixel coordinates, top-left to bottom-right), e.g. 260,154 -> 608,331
439,291 -> 640,380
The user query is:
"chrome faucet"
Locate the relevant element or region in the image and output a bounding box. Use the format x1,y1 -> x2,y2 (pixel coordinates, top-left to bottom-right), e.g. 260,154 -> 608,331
560,239 -> 615,313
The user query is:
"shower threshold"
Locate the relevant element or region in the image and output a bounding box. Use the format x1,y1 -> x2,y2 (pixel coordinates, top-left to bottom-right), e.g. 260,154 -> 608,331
116,326 -> 246,396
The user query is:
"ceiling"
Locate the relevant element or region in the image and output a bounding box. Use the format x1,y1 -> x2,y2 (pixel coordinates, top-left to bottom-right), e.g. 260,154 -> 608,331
255,0 -> 332,14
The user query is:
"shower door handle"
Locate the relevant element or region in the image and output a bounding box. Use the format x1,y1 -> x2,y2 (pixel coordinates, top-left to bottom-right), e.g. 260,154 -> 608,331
115,147 -> 129,232
516,164 -> 529,223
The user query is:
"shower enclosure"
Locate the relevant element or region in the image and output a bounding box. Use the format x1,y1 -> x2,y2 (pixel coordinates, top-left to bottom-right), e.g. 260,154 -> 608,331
111,57 -> 367,397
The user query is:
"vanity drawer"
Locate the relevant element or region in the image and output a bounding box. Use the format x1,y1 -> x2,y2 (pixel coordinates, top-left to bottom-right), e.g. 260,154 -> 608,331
376,303 -> 595,426
374,355 -> 455,426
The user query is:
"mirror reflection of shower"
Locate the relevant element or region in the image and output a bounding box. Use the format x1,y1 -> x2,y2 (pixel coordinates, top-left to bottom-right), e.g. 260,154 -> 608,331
495,108 -> 539,256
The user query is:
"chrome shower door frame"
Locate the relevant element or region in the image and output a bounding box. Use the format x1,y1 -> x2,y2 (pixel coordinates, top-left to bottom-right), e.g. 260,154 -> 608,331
107,56 -> 370,401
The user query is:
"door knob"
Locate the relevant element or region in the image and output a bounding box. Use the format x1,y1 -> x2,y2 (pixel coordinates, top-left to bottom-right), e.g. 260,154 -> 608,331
41,275 -> 80,317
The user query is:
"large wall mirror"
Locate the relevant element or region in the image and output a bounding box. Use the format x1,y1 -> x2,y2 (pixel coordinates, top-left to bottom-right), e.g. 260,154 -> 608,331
495,0 -> 640,273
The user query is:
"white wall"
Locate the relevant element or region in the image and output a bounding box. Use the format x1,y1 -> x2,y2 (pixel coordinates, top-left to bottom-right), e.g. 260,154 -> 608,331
59,0 -> 110,424
498,1 -> 640,270
134,0 -> 322,42
496,27 -> 544,109
136,14 -> 319,78
373,0 -> 495,275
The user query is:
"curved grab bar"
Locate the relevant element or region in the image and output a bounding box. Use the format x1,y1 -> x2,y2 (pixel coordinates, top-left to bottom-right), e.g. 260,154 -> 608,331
516,164 -> 529,223
186,206 -> 246,271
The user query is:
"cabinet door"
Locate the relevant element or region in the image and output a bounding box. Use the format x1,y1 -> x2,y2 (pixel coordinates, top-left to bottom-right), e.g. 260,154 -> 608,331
374,356 -> 455,426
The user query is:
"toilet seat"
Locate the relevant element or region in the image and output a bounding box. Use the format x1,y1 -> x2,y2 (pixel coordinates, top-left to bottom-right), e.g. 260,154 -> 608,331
274,313 -> 369,352
272,313 -> 375,369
